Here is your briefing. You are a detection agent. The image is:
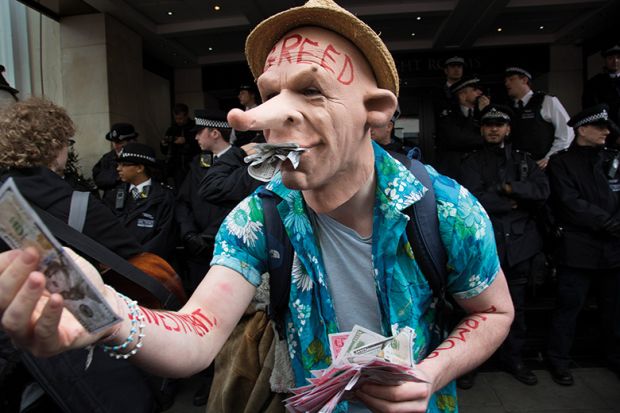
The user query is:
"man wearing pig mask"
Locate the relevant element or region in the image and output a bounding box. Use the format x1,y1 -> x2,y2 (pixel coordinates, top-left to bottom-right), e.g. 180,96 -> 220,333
0,1 -> 513,412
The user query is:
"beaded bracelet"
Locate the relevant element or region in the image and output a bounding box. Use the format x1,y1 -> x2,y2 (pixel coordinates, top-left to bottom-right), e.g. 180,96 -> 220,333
101,293 -> 146,360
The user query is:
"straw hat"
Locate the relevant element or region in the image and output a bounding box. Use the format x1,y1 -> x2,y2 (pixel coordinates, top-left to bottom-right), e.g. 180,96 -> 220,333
245,0 -> 400,96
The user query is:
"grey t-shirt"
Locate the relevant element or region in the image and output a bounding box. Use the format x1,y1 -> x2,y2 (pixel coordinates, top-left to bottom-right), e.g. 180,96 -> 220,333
310,211 -> 381,413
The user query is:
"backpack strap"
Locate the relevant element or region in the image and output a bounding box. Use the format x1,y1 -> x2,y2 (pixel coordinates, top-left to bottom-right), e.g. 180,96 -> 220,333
259,161 -> 450,339
403,160 -> 450,334
68,191 -> 90,232
257,188 -> 294,339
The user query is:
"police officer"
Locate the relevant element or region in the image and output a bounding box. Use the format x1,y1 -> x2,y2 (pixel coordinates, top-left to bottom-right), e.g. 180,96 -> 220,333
105,143 -> 176,260
461,105 -> 550,386
92,123 -> 138,200
435,76 -> 488,179
582,45 -> 620,148
546,104 -> 620,386
504,67 -> 574,169
370,105 -> 409,164
175,109 -> 238,293
160,103 -> 200,190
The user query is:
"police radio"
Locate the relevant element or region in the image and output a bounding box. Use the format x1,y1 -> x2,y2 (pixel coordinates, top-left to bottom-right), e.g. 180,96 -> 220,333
607,154 -> 619,179
519,159 -> 529,181
115,189 -> 126,210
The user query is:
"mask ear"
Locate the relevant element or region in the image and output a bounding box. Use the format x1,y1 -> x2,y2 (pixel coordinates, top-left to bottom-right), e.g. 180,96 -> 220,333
364,89 -> 398,128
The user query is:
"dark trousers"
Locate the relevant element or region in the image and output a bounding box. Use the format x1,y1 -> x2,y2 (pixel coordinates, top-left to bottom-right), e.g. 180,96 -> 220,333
498,258 -> 531,367
547,266 -> 620,371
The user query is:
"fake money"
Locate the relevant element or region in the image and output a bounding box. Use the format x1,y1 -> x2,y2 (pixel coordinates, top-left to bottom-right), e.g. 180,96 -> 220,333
244,142 -> 307,182
285,325 -> 426,413
0,179 -> 121,333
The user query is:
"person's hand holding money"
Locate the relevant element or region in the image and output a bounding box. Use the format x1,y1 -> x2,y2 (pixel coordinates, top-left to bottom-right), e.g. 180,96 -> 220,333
0,247 -> 120,357
354,366 -> 433,413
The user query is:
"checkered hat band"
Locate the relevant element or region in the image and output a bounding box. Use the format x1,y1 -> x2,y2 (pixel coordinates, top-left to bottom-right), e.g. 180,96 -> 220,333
505,67 -> 532,79
453,78 -> 480,92
573,110 -> 609,127
120,152 -> 156,163
482,109 -> 510,122
445,57 -> 464,65
196,118 -> 231,129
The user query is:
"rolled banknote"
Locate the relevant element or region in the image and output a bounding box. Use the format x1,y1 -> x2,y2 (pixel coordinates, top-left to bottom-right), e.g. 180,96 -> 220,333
244,142 -> 307,182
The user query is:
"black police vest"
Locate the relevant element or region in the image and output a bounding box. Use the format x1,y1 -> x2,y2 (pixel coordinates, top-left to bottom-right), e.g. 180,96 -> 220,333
510,92 -> 555,160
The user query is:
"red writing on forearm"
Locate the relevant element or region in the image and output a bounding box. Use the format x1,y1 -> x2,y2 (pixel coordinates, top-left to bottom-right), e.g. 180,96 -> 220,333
264,33 -> 355,85
426,305 -> 497,359
136,307 -> 217,337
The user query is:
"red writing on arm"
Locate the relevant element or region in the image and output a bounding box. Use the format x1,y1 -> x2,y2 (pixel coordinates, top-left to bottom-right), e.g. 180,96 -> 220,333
425,305 -> 497,359
135,307 -> 217,337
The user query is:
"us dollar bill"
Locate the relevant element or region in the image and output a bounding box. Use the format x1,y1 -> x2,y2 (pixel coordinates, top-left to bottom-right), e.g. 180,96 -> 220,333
244,142 -> 307,182
0,179 -> 121,333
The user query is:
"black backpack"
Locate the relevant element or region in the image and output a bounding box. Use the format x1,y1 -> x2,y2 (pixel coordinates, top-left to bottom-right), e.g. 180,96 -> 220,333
258,159 -> 450,339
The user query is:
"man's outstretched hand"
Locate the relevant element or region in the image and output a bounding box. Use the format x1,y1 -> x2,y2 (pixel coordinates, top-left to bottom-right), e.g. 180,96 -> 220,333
0,248 -> 119,357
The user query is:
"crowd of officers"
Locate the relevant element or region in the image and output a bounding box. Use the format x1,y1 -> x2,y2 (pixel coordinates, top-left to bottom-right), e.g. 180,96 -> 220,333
69,44 -> 620,399
370,45 -> 620,390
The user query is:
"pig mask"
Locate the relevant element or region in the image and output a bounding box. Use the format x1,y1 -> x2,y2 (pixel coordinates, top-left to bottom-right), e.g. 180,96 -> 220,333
227,26 -> 397,213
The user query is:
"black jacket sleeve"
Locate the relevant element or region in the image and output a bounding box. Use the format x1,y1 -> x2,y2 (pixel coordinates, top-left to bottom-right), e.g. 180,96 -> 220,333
460,156 -> 514,214
175,171 -> 200,238
199,148 -> 262,206
509,156 -> 550,204
144,190 -> 176,259
436,113 -> 484,151
548,155 -> 612,231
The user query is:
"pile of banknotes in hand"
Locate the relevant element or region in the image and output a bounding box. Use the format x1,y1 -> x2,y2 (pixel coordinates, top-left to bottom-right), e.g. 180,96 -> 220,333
244,142 -> 307,182
284,325 -> 427,413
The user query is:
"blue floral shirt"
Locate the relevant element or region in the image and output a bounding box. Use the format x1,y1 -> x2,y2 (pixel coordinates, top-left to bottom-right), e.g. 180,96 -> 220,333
212,142 -> 500,413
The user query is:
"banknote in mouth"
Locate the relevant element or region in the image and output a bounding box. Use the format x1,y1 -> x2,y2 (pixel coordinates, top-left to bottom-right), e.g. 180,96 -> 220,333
244,142 -> 308,182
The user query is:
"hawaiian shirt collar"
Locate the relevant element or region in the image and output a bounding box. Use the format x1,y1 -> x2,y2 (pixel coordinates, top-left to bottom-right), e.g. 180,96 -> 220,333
265,141 -> 427,210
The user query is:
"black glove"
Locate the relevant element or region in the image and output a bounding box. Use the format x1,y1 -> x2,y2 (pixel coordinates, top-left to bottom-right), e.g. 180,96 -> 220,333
183,232 -> 208,256
603,218 -> 620,238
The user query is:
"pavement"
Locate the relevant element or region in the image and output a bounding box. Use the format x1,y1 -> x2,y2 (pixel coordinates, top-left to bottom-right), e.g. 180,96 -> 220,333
166,366 -> 620,413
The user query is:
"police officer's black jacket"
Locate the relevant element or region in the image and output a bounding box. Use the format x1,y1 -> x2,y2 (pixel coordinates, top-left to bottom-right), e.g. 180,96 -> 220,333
198,146 -> 262,210
435,104 -> 484,180
460,143 -> 550,270
106,180 -> 176,260
92,150 -> 120,197
509,92 -> 555,160
547,145 -> 620,269
0,167 -> 143,259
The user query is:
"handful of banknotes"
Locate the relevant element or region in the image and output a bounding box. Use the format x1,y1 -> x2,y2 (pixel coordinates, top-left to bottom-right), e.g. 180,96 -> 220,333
0,179 -> 120,333
285,325 -> 426,413
244,142 -> 307,182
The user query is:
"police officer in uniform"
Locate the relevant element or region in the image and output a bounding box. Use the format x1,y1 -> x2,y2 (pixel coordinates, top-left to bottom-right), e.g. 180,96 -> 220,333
546,104 -> 620,386
461,105 -> 550,386
504,67 -> 574,169
435,76 -> 488,179
105,143 -> 176,260
161,103 -> 200,190
582,45 -> 620,148
175,109 -> 238,293
92,123 -> 138,200
370,105 -> 409,164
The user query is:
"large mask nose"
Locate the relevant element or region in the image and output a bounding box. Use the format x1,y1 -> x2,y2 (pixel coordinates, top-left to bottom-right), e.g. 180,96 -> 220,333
227,92 -> 303,135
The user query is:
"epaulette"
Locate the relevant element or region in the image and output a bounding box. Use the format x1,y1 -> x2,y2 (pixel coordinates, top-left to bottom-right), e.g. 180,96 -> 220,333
462,149 -> 479,160
550,148 -> 570,158
514,149 -> 533,157
603,146 -> 620,155
439,108 -> 450,118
